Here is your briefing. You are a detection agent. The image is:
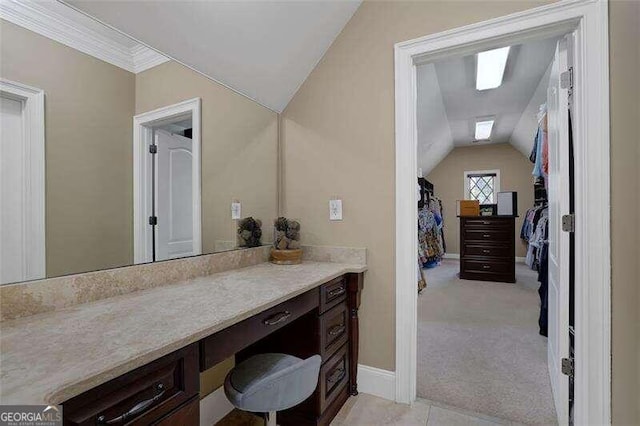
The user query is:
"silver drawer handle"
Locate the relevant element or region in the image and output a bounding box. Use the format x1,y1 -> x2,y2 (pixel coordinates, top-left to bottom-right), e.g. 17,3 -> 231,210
97,383 -> 165,424
328,325 -> 346,336
482,250 -> 490,254
263,311 -> 292,326
327,367 -> 346,384
483,265 -> 491,269
483,234 -> 491,238
327,287 -> 346,298
483,221 -> 490,225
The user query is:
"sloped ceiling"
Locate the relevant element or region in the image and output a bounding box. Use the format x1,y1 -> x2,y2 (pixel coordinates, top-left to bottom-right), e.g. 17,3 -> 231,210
66,0 -> 361,112
417,36 -> 559,175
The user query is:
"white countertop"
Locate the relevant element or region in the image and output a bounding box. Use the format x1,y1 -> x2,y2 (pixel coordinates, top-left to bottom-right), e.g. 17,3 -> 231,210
0,261 -> 366,405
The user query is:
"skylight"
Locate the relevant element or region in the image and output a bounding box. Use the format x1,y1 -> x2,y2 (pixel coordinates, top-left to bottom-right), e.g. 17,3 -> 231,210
475,120 -> 494,140
476,46 -> 510,90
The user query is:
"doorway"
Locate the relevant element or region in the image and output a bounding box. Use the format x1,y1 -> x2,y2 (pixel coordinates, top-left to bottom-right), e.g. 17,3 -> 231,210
133,98 -> 202,264
394,1 -> 610,425
0,79 -> 45,284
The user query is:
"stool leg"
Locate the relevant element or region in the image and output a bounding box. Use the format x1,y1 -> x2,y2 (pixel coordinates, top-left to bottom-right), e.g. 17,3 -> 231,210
265,411 -> 277,426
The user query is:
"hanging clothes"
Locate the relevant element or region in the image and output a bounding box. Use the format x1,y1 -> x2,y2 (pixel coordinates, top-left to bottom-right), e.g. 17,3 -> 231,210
418,197 -> 445,268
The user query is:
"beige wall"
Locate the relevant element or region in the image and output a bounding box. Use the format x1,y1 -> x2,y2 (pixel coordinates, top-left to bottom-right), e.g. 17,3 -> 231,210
426,144 -> 533,257
281,1 -> 639,423
135,61 -> 278,254
609,1 -> 640,423
0,19 -> 135,278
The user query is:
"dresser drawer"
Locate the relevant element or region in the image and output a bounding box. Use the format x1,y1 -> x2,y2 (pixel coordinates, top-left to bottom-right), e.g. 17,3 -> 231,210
463,218 -> 513,229
63,344 -> 198,426
461,259 -> 511,274
319,343 -> 349,412
200,288 -> 318,370
463,228 -> 511,243
319,276 -> 347,314
319,302 -> 349,361
463,244 -> 512,259
151,396 -> 199,426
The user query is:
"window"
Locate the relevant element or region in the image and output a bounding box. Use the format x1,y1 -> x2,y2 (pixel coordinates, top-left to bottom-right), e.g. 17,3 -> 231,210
464,170 -> 500,204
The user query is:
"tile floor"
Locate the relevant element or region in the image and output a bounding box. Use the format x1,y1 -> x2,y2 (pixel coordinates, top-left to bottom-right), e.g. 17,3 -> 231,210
330,393 -> 525,426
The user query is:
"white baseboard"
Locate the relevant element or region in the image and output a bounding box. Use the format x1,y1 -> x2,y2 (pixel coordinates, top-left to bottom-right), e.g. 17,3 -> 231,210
200,386 -> 234,426
516,256 -> 526,263
357,364 -> 396,401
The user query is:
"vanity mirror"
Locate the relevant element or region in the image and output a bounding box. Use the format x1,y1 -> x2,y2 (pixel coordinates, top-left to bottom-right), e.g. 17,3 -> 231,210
0,1 -> 278,285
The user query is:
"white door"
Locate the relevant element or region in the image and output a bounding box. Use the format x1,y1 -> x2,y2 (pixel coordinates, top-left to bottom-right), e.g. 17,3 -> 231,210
0,95 -> 27,284
155,129 -> 196,261
546,36 -> 571,425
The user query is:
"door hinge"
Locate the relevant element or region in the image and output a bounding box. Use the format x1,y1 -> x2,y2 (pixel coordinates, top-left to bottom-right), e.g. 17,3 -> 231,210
560,67 -> 573,90
148,216 -> 157,226
562,214 -> 575,233
561,357 -> 574,377
149,144 -> 157,154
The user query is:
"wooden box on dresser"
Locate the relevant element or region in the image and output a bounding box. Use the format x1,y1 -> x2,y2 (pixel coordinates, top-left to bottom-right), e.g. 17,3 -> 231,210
459,216 -> 517,283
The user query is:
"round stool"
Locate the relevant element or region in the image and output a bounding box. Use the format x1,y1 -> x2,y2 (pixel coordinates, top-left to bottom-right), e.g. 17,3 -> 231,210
224,353 -> 321,426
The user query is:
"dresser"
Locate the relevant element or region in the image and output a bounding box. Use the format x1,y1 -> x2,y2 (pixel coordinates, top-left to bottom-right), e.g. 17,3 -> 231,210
459,216 -> 516,283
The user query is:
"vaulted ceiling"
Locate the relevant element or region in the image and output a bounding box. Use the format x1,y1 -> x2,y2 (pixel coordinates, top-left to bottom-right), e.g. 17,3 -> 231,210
416,36 -> 559,175
66,0 -> 362,112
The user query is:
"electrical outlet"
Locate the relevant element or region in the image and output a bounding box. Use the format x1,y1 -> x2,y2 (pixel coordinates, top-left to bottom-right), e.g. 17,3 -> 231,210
329,199 -> 343,221
231,202 -> 241,220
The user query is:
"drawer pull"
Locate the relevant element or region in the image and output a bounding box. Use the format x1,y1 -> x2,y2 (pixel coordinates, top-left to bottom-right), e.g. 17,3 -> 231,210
97,383 -> 165,424
327,287 -> 346,298
482,221 -> 490,225
328,325 -> 346,336
482,249 -> 490,254
263,311 -> 292,326
483,234 -> 491,238
327,367 -> 346,385
482,265 -> 491,269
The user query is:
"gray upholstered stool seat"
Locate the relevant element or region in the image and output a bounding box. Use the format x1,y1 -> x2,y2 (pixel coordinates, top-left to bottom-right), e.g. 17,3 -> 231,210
224,353 -> 322,426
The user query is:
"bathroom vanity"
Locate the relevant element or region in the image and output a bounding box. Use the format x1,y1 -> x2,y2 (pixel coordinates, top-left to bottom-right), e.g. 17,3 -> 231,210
0,255 -> 365,426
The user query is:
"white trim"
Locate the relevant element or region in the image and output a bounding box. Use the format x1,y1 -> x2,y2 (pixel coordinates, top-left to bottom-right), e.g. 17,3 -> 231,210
133,98 -> 202,264
0,0 -> 168,74
394,2 -> 610,425
0,79 -> 46,282
357,364 -> 396,401
442,253 -> 460,260
516,256 -> 526,264
463,169 -> 501,202
199,386 -> 234,426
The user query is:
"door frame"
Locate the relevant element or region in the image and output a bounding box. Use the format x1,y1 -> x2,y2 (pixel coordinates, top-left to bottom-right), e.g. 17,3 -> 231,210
133,98 -> 202,264
394,1 -> 610,424
0,79 -> 46,282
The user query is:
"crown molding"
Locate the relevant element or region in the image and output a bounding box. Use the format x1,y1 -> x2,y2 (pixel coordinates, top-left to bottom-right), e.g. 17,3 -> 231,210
0,0 -> 168,74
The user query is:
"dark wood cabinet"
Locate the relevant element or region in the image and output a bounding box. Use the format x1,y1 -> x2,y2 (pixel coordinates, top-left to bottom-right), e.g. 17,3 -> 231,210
63,344 -> 199,426
459,216 -> 516,283
64,273 -> 364,426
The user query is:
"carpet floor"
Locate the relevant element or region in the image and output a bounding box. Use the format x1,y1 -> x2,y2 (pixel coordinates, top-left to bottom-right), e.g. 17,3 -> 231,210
417,259 -> 557,425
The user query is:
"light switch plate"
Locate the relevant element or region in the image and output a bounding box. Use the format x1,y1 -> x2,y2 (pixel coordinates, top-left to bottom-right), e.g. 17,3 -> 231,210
329,199 -> 343,221
231,202 -> 241,220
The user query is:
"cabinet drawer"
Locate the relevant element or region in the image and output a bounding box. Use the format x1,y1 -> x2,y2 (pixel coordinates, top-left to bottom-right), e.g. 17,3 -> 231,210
463,244 -> 512,258
461,259 -> 511,274
463,228 -> 511,243
151,396 -> 199,426
319,344 -> 349,412
319,276 -> 347,314
63,344 -> 198,426
463,218 -> 513,229
319,302 -> 348,362
200,288 -> 318,370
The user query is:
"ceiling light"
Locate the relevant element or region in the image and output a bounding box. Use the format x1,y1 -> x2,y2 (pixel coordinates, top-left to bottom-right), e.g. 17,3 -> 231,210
476,46 -> 510,90
475,120 -> 494,140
